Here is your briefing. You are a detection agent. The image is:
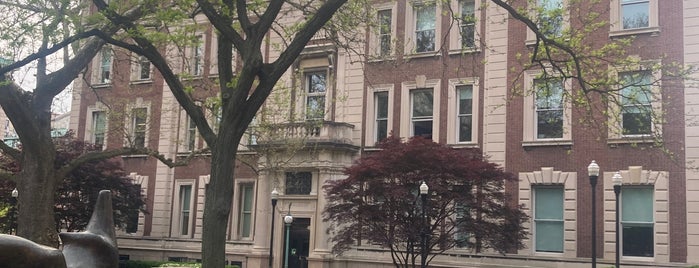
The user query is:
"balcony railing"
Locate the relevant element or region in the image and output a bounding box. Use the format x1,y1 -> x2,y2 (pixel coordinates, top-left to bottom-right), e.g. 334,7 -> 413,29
248,121 -> 355,148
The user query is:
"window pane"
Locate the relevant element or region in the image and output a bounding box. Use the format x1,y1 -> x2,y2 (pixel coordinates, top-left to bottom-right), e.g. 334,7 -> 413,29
375,92 -> 389,142
415,4 -> 436,52
460,0 -> 476,48
187,117 -> 196,151
240,184 -> 254,237
622,0 -> 649,29
623,224 -> 653,257
535,80 -> 564,139
179,185 -> 192,235
378,10 -> 392,56
534,187 -> 564,220
412,90 -> 433,117
306,96 -> 325,119
92,111 -> 106,147
307,72 -> 327,93
538,0 -> 564,37
620,72 -> 652,135
622,187 -> 653,222
535,221 -> 564,252
458,86 -> 473,142
100,49 -> 111,83
413,120 -> 433,138
285,172 -> 312,195
534,187 -> 564,253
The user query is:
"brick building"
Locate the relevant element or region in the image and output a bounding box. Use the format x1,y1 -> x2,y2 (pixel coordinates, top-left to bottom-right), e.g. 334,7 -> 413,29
69,0 -> 699,267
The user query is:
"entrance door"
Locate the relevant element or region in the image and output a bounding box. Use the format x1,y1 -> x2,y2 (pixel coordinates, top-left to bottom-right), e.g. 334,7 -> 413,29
283,217 -> 310,268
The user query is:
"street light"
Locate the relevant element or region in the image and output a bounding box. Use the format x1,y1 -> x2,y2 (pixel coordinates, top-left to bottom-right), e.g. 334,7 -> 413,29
588,160 -> 600,268
283,212 -> 293,268
419,181 -> 429,268
11,188 -> 18,234
269,188 -> 279,268
612,172 -> 623,268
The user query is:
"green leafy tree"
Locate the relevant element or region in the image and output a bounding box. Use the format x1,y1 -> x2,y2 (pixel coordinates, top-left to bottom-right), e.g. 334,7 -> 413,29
324,136 -> 528,268
0,134 -> 145,233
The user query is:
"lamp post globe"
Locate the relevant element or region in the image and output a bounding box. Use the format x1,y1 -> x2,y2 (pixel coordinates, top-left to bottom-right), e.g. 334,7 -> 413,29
11,188 -> 18,198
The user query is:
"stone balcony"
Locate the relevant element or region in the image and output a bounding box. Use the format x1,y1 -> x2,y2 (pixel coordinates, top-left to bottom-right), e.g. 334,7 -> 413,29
248,121 -> 357,151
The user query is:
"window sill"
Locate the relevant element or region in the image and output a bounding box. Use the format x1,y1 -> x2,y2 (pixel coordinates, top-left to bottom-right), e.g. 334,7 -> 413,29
448,143 -> 479,149
121,154 -> 149,159
404,51 -> 440,60
448,48 -> 479,55
609,27 -> 660,38
367,55 -> 396,63
522,140 -> 573,147
130,79 -> 152,85
91,83 -> 111,88
607,136 -> 657,146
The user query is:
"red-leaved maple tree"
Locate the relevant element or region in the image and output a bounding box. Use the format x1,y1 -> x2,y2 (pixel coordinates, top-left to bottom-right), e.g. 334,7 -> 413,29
323,136 -> 527,268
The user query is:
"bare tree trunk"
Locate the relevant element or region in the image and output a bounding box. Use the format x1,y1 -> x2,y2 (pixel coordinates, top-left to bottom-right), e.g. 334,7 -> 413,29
16,144 -> 59,247
202,129 -> 242,267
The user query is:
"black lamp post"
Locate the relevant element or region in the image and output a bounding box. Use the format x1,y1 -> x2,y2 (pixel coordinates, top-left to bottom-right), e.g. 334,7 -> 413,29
419,181 -> 429,268
612,172 -> 623,268
11,188 -> 18,234
588,160 -> 600,268
283,212 -> 293,268
270,188 -> 279,268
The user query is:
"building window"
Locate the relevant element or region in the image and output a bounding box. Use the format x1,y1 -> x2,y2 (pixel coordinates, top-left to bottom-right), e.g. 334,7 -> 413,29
285,172 -> 312,195
375,91 -> 389,142
411,89 -> 433,138
138,56 -> 151,80
533,186 -> 564,253
305,71 -> 327,120
238,183 -> 254,238
99,48 -> 112,84
191,35 -> 204,76
457,85 -> 473,142
186,117 -> 197,151
92,111 -> 107,147
535,79 -> 564,139
621,0 -> 649,29
131,108 -> 147,148
178,184 -> 192,236
377,9 -> 392,56
454,203 -> 470,248
459,0 -> 476,48
620,71 -> 652,135
537,0 -> 564,37
414,3 -> 436,53
621,187 -> 654,257
125,184 -> 142,233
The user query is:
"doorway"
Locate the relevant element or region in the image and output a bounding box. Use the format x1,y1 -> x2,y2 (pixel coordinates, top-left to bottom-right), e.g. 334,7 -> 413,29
283,217 -> 310,268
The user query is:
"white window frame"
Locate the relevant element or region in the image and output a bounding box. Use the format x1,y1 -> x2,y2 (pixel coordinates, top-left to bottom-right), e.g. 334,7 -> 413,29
123,173 -> 148,236
523,70 -> 572,144
172,180 -> 196,238
131,54 -> 153,82
401,77 -> 440,142
448,0 -> 481,53
608,63 -> 661,141
86,103 -> 109,149
304,70 -> 329,121
518,168 -> 577,257
94,47 -> 112,85
91,110 -> 107,149
610,0 -> 659,36
188,34 -> 205,76
237,182 -> 256,239
447,78 -> 479,145
365,84 -> 394,146
603,167 -> 668,262
532,185 -> 565,253
125,99 -> 151,149
370,3 -> 397,59
405,1 -> 442,55
526,0 -> 569,45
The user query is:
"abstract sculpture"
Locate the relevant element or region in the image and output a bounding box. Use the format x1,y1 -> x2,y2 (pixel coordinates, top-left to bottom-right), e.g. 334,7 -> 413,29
0,190 -> 119,268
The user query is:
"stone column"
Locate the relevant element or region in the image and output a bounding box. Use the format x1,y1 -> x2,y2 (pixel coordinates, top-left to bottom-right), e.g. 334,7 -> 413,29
307,168 -> 333,268
248,170 -> 272,268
